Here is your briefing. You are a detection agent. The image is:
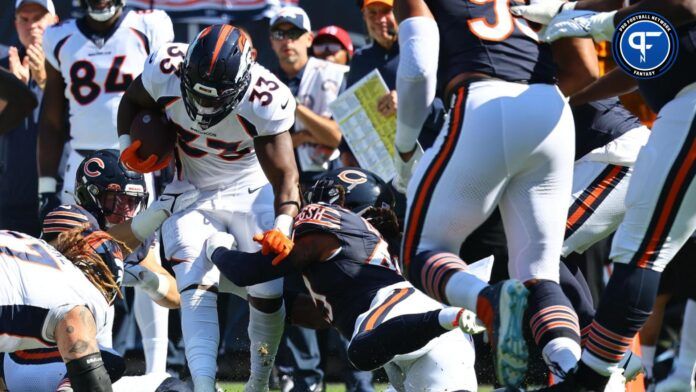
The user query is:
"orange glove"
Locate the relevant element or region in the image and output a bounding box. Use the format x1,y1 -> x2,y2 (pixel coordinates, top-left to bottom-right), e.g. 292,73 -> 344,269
120,140 -> 172,173
253,228 -> 294,266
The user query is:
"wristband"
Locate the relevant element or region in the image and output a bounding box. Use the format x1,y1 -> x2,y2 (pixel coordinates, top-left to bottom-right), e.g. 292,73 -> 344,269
39,176 -> 57,194
274,214 -> 294,236
118,134 -> 132,154
140,272 -> 170,301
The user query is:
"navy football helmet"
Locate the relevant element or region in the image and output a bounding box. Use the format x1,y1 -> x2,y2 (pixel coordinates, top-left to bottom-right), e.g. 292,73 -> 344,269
181,25 -> 254,129
74,149 -> 148,227
305,167 -> 395,215
79,0 -> 125,22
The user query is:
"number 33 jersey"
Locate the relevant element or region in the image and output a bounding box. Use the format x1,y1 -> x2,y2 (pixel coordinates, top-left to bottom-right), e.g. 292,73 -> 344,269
43,10 -> 174,150
141,43 -> 296,190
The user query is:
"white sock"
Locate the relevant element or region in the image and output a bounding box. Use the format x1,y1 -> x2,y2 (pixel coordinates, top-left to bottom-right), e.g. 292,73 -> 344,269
246,304 -> 285,390
395,16 -> 439,152
673,299 -> 696,381
437,307 -> 462,330
543,337 -> 581,382
581,350 -> 621,377
180,289 -> 219,391
444,271 -> 488,311
640,344 -> 656,379
134,287 -> 169,374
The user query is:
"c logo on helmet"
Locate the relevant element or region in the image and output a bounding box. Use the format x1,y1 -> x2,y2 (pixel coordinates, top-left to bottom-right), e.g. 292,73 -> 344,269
337,170 -> 368,191
84,158 -> 105,178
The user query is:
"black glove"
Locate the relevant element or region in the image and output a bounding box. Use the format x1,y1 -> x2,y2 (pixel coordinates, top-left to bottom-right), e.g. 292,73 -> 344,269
39,191 -> 61,221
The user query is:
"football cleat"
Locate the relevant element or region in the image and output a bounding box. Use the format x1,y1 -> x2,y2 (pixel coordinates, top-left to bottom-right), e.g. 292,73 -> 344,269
477,280 -> 529,387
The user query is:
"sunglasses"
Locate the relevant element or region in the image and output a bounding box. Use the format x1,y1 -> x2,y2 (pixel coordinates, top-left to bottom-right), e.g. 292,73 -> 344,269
271,27 -> 306,41
313,42 -> 344,56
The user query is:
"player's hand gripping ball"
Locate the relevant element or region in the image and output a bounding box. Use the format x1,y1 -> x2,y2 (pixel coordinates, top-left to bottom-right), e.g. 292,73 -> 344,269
121,110 -> 176,173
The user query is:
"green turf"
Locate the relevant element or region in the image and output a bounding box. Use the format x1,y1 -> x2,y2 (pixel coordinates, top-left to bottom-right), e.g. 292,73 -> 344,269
217,383 -> 494,391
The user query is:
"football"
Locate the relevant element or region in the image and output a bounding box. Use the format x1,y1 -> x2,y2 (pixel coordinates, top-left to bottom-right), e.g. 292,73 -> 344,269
129,110 -> 176,163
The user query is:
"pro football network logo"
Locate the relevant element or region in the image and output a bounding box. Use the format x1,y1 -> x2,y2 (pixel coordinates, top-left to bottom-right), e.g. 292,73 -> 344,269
612,12 -> 678,79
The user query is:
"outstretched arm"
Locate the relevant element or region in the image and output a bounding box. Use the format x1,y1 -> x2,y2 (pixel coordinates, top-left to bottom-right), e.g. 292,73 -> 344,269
209,231 -> 340,287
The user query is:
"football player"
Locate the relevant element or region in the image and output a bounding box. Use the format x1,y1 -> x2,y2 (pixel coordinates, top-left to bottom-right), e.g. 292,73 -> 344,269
37,1 -> 174,374
206,167 -> 481,392
389,0 -> 580,386
1,194 -> 185,392
117,25 -> 300,392
508,0 -> 696,390
0,228 -> 125,392
38,0 -> 173,210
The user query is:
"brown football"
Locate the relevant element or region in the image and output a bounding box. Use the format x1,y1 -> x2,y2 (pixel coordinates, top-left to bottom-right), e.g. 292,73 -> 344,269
129,110 -> 176,163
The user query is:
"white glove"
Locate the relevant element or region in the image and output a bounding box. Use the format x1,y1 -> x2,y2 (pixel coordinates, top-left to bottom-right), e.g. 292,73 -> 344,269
510,0 -> 576,25
205,232 -> 237,262
130,189 -> 200,241
392,143 -> 424,194
123,263 -> 169,300
540,10 -> 617,42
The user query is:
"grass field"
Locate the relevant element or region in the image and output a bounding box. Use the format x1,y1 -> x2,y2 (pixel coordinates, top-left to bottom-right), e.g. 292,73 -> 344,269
217,383 -> 495,391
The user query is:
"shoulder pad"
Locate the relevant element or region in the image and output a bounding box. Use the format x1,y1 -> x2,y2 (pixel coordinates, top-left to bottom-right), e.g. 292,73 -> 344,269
141,42 -> 187,101
237,64 -> 295,137
42,20 -> 76,70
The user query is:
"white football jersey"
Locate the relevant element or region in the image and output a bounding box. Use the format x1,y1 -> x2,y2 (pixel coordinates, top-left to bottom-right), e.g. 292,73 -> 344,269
0,231 -> 111,353
43,10 -> 174,150
141,43 -> 296,190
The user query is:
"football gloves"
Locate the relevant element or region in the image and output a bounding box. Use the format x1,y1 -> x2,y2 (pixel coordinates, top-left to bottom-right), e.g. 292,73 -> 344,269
253,229 -> 294,266
120,140 -> 171,173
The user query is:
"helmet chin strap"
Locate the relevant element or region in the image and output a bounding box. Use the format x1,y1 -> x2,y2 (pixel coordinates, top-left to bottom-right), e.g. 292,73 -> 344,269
88,5 -> 117,22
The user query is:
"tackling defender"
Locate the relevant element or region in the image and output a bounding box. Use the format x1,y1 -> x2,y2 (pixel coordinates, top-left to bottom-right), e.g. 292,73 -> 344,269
207,167 -> 482,392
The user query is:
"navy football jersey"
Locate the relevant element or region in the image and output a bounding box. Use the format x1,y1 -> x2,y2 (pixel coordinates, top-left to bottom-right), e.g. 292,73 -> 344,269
426,0 -> 556,87
293,203 -> 405,338
638,23 -> 696,112
572,98 -> 644,160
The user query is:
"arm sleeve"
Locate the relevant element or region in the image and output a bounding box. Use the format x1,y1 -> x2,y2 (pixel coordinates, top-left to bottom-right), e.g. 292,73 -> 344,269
211,248 -> 296,287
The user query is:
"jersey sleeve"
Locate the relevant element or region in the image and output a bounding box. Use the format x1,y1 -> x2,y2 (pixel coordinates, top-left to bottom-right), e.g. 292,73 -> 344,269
292,204 -> 343,238
238,64 -> 296,137
141,43 -> 187,101
144,10 -> 174,52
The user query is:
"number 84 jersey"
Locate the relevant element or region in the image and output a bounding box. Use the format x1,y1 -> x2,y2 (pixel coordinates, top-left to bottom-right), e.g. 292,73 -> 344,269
43,10 -> 173,151
141,43 -> 296,190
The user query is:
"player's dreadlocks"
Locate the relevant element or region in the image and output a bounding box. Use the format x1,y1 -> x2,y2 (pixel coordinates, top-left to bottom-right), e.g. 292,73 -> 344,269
362,206 -> 401,255
54,227 -> 127,304
330,184 -> 402,254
